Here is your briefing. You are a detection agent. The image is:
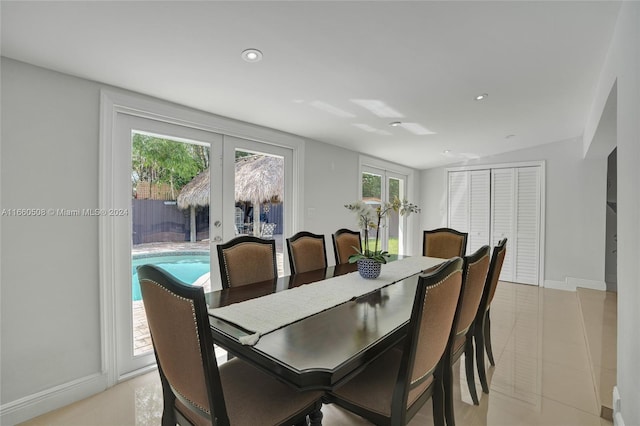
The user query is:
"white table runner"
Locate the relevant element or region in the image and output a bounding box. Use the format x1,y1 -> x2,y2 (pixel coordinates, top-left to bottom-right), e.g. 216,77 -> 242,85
208,256 -> 444,345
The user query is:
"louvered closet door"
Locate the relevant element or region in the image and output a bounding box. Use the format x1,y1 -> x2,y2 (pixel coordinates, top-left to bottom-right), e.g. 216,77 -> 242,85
490,167 -> 541,285
513,167 -> 540,285
468,170 -> 490,254
491,169 -> 516,282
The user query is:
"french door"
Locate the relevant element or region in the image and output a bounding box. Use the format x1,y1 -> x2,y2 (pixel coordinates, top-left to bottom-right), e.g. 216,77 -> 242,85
361,166 -> 408,256
111,114 -> 296,379
223,136 -> 293,275
114,114 -> 227,378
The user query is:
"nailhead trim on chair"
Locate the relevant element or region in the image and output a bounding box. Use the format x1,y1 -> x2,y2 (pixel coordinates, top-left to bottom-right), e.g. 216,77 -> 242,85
410,270 -> 460,387
143,279 -> 211,415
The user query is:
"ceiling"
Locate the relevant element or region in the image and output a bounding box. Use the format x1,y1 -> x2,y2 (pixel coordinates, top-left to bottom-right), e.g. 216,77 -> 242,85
1,1 -> 621,169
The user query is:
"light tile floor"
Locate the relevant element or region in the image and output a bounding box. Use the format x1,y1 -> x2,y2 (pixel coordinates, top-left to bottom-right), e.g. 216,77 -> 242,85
576,288 -> 617,418
21,282 -> 615,426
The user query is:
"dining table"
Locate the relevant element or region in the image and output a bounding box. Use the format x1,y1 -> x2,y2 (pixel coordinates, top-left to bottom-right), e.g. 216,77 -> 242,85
205,255 -> 445,392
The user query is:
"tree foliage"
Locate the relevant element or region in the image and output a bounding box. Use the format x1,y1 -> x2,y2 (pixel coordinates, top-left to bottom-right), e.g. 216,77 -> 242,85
132,134 -> 209,193
361,173 -> 400,200
362,173 -> 381,199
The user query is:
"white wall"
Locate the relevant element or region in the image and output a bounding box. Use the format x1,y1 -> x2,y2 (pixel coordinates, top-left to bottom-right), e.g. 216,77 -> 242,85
0,58 -> 421,423
583,3 -> 640,425
1,59 -> 104,409
420,137 -> 607,289
301,141 -> 360,264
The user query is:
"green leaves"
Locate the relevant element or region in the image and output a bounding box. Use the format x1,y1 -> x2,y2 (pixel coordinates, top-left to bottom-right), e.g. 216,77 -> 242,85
132,133 -> 209,194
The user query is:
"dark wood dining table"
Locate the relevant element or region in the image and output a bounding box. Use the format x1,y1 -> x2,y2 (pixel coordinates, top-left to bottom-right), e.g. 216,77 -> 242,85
205,257 -> 440,391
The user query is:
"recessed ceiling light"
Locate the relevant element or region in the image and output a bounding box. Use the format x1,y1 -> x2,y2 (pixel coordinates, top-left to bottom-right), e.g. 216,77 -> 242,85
443,150 -> 451,154
474,93 -> 488,101
389,121 -> 402,127
241,48 -> 263,62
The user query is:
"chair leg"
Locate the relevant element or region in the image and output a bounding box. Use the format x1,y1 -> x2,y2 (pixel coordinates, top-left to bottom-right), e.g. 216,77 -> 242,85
464,335 -> 479,405
484,310 -> 495,366
443,361 -> 455,426
309,404 -> 323,426
474,324 -> 490,394
432,367 -> 446,426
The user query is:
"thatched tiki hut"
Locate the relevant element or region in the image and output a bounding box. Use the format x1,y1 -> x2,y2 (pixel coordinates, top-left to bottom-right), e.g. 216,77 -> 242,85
177,154 -> 284,239
234,155 -> 284,235
177,169 -> 209,242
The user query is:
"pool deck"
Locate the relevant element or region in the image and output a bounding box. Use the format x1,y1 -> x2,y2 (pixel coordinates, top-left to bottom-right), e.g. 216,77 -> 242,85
132,235 -> 284,356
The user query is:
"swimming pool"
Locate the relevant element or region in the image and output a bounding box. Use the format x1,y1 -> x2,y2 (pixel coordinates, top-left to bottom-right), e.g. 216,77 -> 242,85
132,252 -> 210,301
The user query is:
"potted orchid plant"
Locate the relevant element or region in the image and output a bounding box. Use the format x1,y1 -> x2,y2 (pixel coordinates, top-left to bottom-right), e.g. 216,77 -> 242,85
345,197 -> 420,278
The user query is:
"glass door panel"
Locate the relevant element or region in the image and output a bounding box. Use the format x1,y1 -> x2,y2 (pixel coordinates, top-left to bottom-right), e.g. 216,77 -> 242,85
115,114 -> 224,378
224,136 -> 292,276
361,167 -> 408,257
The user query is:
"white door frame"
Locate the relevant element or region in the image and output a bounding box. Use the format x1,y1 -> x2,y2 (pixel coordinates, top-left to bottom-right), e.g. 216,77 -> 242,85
113,114 -> 224,378
99,90 -> 305,386
358,155 -> 415,256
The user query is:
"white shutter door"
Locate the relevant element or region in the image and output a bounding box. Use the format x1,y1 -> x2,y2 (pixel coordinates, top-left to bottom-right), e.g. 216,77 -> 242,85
491,168 -> 515,281
468,170 -> 491,254
514,167 -> 540,285
448,171 -> 469,235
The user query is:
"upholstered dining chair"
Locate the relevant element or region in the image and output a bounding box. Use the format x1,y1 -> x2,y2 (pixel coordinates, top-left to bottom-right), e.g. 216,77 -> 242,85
442,245 -> 491,425
217,235 -> 277,289
325,257 -> 464,426
423,228 -> 468,259
332,228 -> 362,265
474,238 -> 507,395
137,264 -> 324,426
286,232 -> 328,274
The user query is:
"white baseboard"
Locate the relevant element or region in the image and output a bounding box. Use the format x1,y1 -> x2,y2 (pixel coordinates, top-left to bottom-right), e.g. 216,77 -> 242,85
544,278 -> 606,292
613,386 -> 625,426
567,277 -> 606,291
543,279 -> 570,290
0,372 -> 107,425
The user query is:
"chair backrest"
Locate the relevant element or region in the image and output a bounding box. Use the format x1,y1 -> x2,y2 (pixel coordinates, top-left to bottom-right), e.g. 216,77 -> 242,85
422,228 -> 468,259
217,235 -> 277,289
286,231 -> 328,274
138,264 -> 228,425
392,257 -> 464,421
478,239 -> 507,315
452,246 -> 491,353
332,228 -> 362,265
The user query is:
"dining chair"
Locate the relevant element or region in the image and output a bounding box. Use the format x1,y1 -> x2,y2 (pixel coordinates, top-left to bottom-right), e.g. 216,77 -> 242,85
422,228 -> 468,259
217,235 -> 277,289
325,257 -> 464,426
137,264 -> 324,426
332,228 -> 362,265
286,231 -> 328,274
474,238 -> 507,395
443,245 -> 491,425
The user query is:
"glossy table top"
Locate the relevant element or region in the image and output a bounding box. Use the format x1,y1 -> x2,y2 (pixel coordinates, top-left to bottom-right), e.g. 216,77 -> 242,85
205,259 -> 429,390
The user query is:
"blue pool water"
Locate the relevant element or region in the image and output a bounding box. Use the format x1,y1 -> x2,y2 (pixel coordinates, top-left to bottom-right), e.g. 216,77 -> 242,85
132,253 -> 210,301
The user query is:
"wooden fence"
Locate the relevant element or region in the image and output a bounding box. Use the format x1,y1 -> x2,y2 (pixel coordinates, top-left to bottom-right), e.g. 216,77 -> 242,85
132,200 -> 283,245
